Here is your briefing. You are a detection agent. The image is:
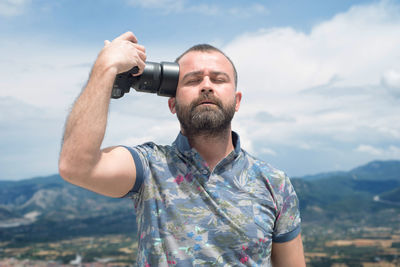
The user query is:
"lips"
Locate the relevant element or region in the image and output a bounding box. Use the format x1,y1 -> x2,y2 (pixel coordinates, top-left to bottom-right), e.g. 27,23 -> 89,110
192,96 -> 222,110
196,101 -> 219,110
200,101 -> 216,105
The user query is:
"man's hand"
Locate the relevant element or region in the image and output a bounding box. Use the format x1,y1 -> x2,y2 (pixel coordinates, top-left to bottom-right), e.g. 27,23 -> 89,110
95,31 -> 147,76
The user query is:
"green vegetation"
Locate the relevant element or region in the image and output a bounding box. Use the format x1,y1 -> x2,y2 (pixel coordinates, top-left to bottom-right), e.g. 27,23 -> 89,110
0,160 -> 399,265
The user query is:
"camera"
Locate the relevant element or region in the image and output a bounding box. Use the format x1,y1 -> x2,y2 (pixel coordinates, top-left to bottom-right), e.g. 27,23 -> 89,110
111,61 -> 180,99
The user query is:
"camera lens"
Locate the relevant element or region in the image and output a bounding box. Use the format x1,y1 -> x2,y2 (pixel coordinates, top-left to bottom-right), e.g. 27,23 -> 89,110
158,62 -> 180,97
112,61 -> 179,99
134,62 -> 179,97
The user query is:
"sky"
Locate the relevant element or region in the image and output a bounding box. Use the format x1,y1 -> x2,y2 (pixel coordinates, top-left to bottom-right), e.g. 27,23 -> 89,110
0,0 -> 399,180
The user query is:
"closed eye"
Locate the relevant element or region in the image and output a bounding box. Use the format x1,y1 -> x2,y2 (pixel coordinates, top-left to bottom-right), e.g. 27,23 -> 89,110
185,78 -> 202,85
212,78 -> 227,83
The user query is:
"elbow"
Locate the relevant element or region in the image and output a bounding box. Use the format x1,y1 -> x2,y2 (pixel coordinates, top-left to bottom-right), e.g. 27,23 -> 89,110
58,157 -> 75,183
58,153 -> 96,184
58,154 -> 85,183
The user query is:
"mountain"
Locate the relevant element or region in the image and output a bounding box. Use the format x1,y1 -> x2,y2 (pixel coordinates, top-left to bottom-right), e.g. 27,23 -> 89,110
349,160 -> 400,181
0,175 -> 137,244
297,160 -> 400,181
379,187 -> 400,203
292,160 -> 400,226
1,160 -> 399,246
0,175 -> 134,220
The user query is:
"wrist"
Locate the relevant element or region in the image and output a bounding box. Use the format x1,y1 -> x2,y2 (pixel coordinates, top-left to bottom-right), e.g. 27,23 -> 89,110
85,61 -> 119,96
92,59 -> 119,78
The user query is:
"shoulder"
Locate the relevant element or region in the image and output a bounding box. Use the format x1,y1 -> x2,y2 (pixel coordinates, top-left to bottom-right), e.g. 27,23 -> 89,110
132,141 -> 174,157
242,150 -> 288,185
121,142 -> 176,197
240,150 -> 298,204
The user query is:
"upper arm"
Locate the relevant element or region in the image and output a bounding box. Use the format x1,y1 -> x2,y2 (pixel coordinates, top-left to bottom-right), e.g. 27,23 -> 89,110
64,146 -> 138,198
270,172 -> 304,266
271,234 -> 305,267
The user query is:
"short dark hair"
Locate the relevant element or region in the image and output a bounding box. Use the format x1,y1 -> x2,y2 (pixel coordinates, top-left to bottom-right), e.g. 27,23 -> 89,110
175,44 -> 238,88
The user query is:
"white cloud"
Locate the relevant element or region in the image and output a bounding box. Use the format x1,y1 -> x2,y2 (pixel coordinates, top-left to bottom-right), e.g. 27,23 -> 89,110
126,0 -> 185,13
104,93 -> 179,148
228,3 -> 269,17
355,144 -> 400,158
222,0 -> 400,174
226,2 -> 400,96
0,96 -> 64,180
356,145 -> 383,156
0,0 -> 31,16
2,0 -> 400,180
388,145 -> 400,156
260,147 -> 277,156
125,0 -> 267,17
381,69 -> 400,96
0,34 -> 182,180
0,39 -> 98,109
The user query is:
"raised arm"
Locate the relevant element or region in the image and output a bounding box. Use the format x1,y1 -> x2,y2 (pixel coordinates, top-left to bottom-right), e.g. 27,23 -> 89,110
58,32 -> 146,198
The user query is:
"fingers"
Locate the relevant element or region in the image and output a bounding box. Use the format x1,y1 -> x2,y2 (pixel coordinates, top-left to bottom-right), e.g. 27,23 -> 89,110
111,32 -> 146,62
134,58 -> 146,76
130,43 -> 146,76
134,43 -> 146,53
114,31 -> 138,43
102,32 -> 147,75
141,51 -> 147,62
135,45 -> 146,61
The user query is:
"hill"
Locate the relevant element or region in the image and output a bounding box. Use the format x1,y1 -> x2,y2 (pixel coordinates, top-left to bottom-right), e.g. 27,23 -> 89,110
297,160 -> 400,181
0,175 -> 137,244
350,160 -> 400,181
0,160 -> 399,265
292,160 -> 400,226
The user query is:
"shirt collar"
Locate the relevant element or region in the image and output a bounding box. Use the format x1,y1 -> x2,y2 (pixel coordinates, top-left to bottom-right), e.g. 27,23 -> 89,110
174,131 -> 241,155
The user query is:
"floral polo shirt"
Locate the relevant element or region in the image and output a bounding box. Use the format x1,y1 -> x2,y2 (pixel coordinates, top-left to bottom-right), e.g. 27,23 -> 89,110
124,132 -> 301,267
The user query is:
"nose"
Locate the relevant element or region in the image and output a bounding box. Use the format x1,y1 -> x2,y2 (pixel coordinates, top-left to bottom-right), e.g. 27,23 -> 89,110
200,76 -> 214,94
201,87 -> 214,94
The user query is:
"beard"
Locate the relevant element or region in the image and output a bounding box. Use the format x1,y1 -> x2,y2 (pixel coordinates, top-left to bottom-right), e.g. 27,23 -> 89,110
175,93 -> 236,138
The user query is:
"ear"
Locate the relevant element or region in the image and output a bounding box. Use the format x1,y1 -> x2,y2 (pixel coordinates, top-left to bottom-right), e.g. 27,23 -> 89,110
168,97 -> 176,114
234,91 -> 242,112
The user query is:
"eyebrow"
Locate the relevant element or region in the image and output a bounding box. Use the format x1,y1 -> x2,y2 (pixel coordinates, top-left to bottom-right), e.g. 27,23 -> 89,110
182,71 -> 231,82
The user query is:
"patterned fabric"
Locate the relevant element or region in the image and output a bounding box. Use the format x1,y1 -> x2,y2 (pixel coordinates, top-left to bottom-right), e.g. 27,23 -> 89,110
124,132 -> 301,267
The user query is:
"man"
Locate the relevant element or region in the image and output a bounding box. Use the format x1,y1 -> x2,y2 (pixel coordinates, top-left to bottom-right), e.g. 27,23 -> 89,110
59,31 -> 305,266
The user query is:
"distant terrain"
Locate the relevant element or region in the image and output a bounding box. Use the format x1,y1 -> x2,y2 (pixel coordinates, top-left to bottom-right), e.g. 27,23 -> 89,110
293,160 -> 400,226
0,175 -> 137,241
1,160 -> 400,266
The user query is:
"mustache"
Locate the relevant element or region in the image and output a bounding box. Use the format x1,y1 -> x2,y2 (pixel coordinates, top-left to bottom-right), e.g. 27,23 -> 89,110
190,94 -> 223,110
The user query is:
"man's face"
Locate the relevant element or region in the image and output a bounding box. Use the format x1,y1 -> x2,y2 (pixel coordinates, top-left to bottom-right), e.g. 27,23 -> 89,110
168,51 -> 242,137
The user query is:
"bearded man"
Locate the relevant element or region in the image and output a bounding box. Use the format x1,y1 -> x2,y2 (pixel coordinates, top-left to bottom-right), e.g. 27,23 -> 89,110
59,31 -> 305,267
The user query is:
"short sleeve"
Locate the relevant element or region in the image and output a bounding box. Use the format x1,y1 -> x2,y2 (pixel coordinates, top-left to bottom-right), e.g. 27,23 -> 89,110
272,173 -> 301,243
120,145 -> 149,198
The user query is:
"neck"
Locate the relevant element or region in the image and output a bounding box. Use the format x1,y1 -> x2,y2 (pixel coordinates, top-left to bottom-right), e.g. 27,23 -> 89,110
183,127 -> 234,171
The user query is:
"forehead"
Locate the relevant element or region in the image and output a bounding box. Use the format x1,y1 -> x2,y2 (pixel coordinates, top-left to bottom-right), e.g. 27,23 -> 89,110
178,51 -> 234,77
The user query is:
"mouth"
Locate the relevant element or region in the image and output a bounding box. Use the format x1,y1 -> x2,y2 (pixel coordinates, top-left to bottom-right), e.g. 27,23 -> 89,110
199,100 -> 216,106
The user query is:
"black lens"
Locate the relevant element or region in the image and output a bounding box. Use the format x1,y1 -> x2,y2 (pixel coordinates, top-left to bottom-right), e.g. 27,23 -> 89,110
133,62 -> 162,94
158,62 -> 179,97
111,61 -> 179,99
132,62 -> 179,97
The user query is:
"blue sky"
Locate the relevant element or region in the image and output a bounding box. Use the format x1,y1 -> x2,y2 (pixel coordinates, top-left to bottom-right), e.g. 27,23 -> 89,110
1,0 -> 400,180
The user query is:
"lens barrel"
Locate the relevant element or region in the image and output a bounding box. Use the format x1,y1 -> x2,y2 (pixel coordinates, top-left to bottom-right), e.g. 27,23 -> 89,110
111,61 -> 179,99
158,62 -> 180,97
